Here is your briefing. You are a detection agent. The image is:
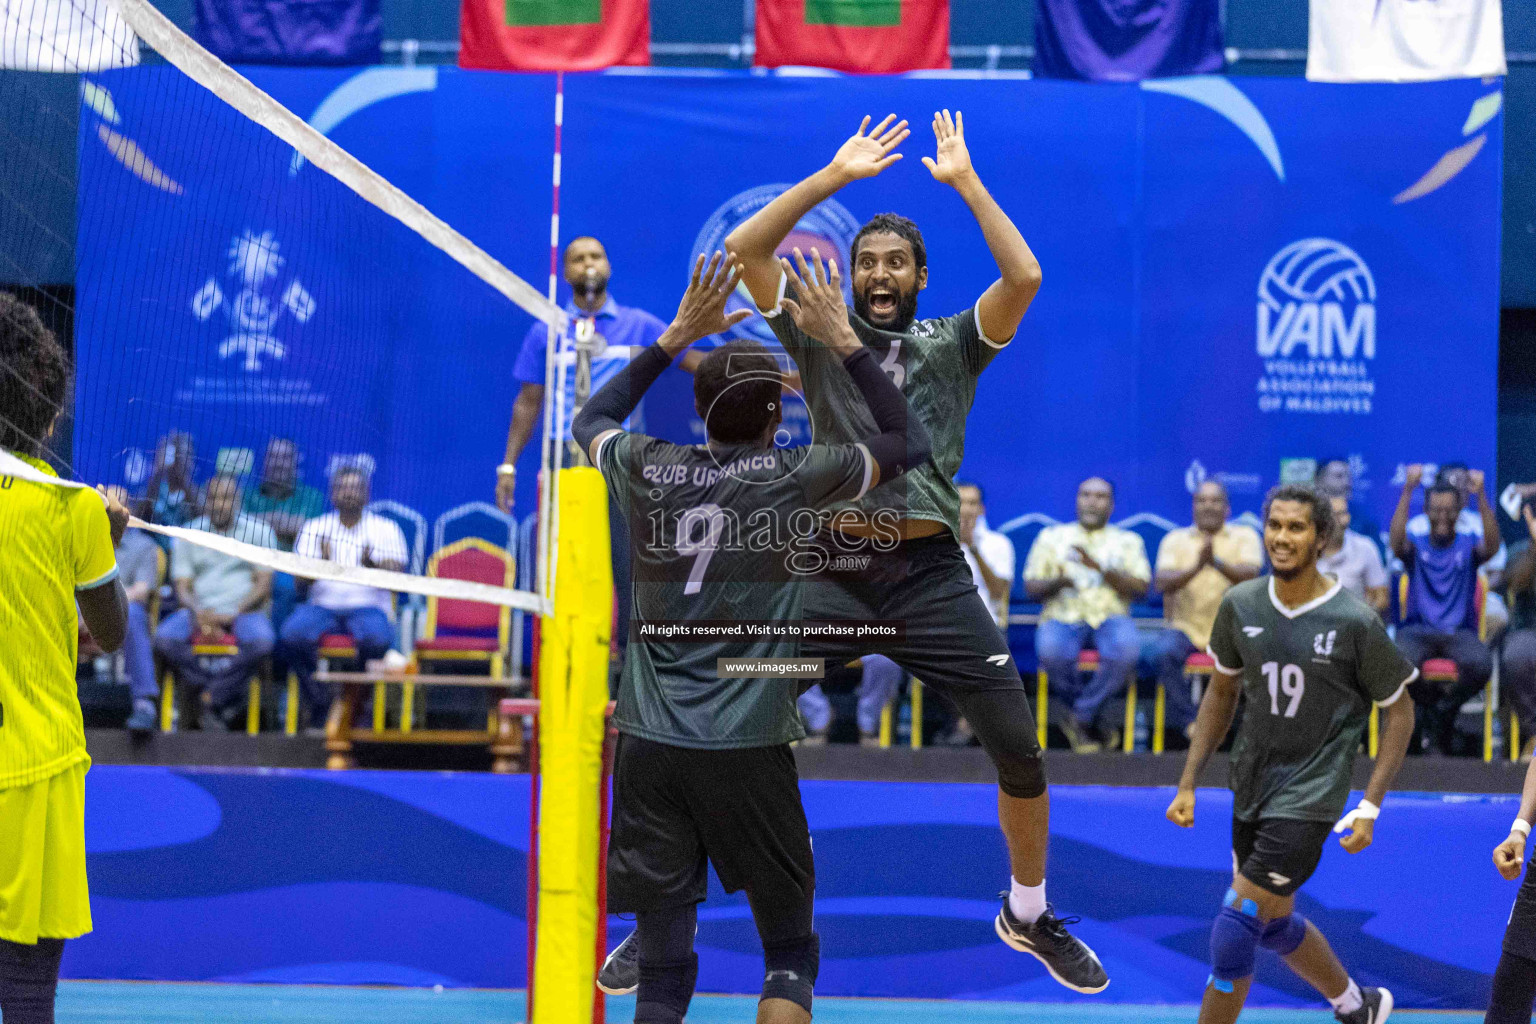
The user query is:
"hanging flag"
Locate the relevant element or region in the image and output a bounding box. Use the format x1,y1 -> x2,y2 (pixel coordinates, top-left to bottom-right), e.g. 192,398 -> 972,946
1307,0 -> 1505,82
1033,0 -> 1222,81
459,0 -> 647,71
754,0 -> 949,74
194,0 -> 381,65
1,0 -> 138,70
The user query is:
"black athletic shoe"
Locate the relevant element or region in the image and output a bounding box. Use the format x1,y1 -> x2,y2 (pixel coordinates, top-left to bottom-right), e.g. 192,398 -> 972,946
995,898 -> 1109,994
1335,986 -> 1393,1024
596,929 -> 639,995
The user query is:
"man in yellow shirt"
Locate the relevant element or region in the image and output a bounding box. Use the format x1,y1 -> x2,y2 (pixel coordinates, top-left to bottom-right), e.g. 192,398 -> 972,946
0,293 -> 129,1024
1025,477 -> 1151,749
1146,481 -> 1262,746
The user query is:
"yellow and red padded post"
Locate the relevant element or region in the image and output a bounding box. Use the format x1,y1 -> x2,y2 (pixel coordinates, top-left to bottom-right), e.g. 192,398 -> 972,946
531,467 -> 613,1024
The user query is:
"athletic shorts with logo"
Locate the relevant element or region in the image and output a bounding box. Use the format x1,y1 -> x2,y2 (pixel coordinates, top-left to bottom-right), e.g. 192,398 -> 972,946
607,733 -> 814,920
1232,816 -> 1333,898
800,531 -> 1032,704
0,761 -> 92,944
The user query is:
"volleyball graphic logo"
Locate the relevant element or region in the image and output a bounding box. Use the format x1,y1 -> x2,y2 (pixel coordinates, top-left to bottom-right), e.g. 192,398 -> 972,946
1256,238 -> 1376,360
691,184 -> 862,346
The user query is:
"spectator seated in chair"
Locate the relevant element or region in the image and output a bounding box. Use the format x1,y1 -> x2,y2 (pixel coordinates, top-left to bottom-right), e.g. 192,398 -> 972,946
1389,464 -> 1499,755
104,485 -> 162,733
153,474 -> 277,730
279,465 -> 408,729
1025,476 -> 1150,750
1317,493 -> 1390,617
1142,480 -> 1261,748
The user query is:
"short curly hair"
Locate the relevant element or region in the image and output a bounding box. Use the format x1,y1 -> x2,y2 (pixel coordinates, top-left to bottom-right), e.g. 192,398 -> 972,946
1262,483 -> 1336,548
0,293 -> 68,457
850,213 -> 927,274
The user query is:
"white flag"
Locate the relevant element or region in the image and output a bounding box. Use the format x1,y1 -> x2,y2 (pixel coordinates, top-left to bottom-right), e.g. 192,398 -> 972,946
1307,0 -> 1505,83
1,0 -> 139,71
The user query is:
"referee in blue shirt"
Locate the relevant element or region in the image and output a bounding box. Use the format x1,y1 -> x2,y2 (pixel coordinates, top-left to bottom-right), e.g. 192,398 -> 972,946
496,236 -> 695,663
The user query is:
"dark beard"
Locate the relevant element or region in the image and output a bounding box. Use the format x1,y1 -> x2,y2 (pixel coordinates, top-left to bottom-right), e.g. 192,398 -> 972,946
854,288 -> 919,334
576,271 -> 610,302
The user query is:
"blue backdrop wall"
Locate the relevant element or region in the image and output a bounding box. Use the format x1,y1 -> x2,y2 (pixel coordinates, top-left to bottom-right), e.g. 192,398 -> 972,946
73,71 -> 1501,531
67,765 -> 1513,1009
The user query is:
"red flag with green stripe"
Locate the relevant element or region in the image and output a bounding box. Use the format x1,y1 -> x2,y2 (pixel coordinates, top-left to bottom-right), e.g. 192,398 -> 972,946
755,0 -> 949,73
459,0 -> 647,70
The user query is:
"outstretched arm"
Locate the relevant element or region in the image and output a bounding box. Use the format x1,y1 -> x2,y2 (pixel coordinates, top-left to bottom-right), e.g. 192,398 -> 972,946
574,253 -> 751,462
724,115 -> 909,311
1389,465 -> 1422,560
922,110 -> 1041,345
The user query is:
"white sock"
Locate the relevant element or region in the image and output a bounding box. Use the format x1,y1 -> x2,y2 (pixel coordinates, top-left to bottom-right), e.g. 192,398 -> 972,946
1329,978 -> 1363,1015
1008,877 -> 1046,925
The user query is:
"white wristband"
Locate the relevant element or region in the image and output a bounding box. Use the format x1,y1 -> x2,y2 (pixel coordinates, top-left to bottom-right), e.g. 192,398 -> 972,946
1513,819 -> 1532,838
1355,799 -> 1381,820
496,463 -> 516,477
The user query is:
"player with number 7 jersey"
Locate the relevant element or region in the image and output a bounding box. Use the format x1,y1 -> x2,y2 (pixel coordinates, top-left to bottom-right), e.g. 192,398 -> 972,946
572,250 -> 930,1024
1168,483 -> 1418,1024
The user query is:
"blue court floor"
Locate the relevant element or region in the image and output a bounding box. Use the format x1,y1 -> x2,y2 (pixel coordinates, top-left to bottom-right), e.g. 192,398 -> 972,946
56,982 -> 1485,1023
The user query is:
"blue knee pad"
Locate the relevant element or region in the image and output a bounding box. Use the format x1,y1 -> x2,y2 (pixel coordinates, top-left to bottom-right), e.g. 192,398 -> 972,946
1209,890 -> 1262,990
762,932 -> 819,1014
1259,914 -> 1307,956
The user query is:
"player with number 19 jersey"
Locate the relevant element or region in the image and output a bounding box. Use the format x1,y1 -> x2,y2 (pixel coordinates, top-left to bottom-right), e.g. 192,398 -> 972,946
1207,577 -> 1417,825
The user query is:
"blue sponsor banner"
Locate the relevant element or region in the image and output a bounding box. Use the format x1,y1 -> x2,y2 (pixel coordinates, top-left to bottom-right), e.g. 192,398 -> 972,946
74,70 -> 1499,533
68,766 -> 1506,1008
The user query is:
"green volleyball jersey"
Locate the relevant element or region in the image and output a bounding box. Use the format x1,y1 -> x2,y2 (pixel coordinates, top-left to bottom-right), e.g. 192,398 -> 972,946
1207,576 -> 1417,823
763,297 -> 1006,538
596,431 -> 872,749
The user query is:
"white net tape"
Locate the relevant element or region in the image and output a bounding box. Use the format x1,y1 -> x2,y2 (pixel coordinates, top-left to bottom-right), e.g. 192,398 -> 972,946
0,450 -> 544,612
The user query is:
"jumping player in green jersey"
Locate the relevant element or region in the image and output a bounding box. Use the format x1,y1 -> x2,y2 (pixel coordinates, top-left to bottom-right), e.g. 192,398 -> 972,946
1167,483 -> 1417,1024
573,250 -> 930,1024
718,110 -> 1107,995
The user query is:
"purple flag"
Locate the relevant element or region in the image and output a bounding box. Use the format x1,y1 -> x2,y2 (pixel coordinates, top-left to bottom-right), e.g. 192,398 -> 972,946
1034,0 -> 1223,81
194,0 -> 381,65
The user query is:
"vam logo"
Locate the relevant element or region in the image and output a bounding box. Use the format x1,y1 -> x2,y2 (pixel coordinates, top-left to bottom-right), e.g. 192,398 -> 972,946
192,229 -> 315,371
1314,630 -> 1336,657
1256,239 -> 1375,360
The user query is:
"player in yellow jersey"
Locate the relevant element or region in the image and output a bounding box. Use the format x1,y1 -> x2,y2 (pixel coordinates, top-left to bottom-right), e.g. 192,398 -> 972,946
0,293 -> 129,1024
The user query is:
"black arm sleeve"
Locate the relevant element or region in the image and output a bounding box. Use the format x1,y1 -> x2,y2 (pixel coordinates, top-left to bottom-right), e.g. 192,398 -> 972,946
840,346 -> 932,483
571,343 -> 674,454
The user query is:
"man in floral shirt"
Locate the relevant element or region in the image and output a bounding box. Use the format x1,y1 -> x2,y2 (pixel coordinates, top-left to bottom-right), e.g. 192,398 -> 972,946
1026,477 -> 1150,749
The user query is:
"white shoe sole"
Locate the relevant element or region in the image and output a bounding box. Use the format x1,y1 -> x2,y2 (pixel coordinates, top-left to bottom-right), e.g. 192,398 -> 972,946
595,943 -> 637,995
1374,988 -> 1394,1024
994,914 -> 1110,995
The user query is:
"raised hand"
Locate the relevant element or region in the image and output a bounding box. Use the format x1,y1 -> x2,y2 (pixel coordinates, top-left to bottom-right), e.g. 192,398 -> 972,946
1469,468 -> 1487,493
830,115 -> 909,183
660,252 -> 753,355
777,247 -> 859,358
921,109 -> 974,187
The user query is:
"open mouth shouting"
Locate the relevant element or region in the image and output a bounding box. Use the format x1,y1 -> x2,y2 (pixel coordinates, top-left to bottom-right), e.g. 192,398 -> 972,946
866,286 -> 900,321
